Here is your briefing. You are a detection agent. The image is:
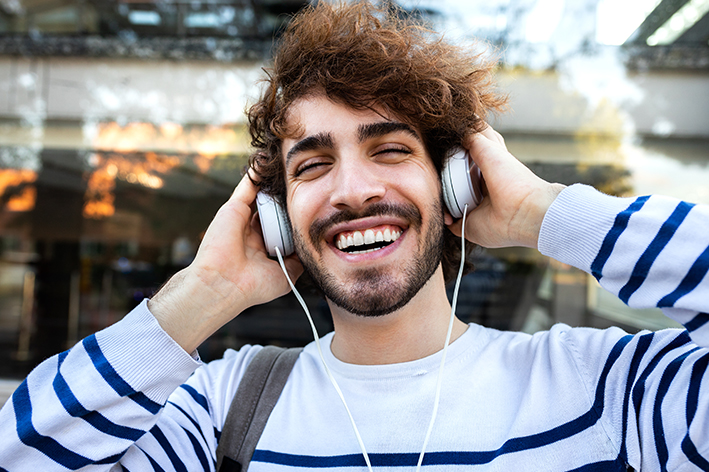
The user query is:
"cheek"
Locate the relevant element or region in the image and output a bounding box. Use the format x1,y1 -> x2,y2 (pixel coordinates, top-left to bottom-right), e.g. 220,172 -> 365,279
287,186 -> 327,233
391,169 -> 441,205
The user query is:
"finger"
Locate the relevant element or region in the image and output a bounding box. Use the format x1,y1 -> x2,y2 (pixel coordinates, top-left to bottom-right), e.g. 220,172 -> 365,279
479,124 -> 506,148
464,132 -> 499,172
199,173 -> 260,250
444,211 -> 454,226
465,131 -> 520,182
229,170 -> 261,208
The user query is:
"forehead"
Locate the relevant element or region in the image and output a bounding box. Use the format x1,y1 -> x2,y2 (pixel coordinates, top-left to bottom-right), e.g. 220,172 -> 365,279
284,95 -> 413,142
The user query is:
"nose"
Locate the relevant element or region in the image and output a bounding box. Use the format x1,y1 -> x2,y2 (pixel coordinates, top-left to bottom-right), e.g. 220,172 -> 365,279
328,153 -> 386,211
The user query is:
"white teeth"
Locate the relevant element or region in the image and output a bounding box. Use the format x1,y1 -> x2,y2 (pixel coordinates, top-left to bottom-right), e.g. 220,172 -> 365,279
335,227 -> 402,251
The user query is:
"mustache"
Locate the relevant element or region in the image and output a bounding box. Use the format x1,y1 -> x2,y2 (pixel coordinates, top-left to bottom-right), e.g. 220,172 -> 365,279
309,201 -> 423,244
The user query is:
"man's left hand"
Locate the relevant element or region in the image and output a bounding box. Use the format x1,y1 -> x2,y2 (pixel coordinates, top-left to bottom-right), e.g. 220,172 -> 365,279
446,126 -> 565,249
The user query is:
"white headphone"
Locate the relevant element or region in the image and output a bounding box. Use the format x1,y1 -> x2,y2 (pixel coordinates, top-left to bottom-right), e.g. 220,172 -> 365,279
441,148 -> 484,219
257,147 -> 483,257
255,192 -> 294,258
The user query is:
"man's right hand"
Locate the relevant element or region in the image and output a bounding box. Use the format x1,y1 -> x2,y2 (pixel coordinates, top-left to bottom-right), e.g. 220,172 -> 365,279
148,171 -> 303,354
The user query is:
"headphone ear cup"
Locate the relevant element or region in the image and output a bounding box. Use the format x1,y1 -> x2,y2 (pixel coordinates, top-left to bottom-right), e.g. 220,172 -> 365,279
256,192 -> 294,257
441,149 -> 483,219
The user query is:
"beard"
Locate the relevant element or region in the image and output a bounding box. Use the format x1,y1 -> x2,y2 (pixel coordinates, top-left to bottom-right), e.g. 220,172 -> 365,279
293,198 -> 445,317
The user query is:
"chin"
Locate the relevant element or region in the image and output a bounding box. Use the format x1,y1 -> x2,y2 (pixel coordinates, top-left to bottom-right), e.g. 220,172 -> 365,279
311,259 -> 440,318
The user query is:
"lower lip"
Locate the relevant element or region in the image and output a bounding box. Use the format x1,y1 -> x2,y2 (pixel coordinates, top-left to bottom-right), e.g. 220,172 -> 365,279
331,231 -> 406,262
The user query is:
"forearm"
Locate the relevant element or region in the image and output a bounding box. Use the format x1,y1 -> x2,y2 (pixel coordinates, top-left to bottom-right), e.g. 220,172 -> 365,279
147,172 -> 303,354
539,184 -> 709,340
0,301 -> 200,470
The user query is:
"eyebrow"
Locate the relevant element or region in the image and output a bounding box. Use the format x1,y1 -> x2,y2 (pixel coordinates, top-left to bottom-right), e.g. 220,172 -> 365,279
285,132 -> 335,165
357,121 -> 420,143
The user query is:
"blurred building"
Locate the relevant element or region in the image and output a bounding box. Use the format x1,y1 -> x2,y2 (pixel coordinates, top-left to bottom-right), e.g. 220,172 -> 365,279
0,0 -> 707,382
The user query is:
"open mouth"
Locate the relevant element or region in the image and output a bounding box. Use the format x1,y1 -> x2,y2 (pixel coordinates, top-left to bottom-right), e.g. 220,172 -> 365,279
334,226 -> 402,254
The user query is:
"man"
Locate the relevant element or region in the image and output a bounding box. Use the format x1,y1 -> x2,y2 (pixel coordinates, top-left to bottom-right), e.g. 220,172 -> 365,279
1,2 -> 708,471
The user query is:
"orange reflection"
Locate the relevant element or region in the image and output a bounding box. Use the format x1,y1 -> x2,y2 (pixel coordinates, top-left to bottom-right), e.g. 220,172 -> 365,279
85,121 -> 243,219
84,161 -> 117,219
0,169 -> 38,212
7,187 -> 37,212
83,152 -> 180,219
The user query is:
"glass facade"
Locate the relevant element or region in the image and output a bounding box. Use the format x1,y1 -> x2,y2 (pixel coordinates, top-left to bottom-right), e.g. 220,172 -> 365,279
0,124 -> 335,378
0,0 -> 303,37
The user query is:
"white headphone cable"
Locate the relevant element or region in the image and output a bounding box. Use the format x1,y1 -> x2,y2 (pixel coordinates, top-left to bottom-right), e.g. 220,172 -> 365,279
275,246 -> 374,472
274,204 -> 469,472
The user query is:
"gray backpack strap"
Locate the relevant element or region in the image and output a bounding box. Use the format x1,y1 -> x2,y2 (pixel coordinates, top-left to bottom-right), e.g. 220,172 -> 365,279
216,345 -> 302,472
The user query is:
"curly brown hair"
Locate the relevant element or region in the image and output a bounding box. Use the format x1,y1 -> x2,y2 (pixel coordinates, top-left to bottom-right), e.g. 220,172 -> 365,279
248,0 -> 507,283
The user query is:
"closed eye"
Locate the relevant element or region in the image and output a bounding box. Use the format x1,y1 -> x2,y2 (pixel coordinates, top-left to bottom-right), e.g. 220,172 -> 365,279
294,160 -> 330,178
373,146 -> 412,160
376,146 -> 410,154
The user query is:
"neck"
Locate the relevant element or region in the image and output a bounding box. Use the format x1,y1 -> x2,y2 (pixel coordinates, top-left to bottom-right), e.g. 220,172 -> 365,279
327,266 -> 468,365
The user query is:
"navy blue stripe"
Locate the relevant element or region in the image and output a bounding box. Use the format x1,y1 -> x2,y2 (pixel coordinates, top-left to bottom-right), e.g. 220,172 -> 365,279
254,335 -> 635,468
13,379 -> 92,470
83,335 -> 162,414
618,202 -> 694,304
95,451 -> 129,464
54,351 -> 144,441
682,353 -> 709,469
166,400 -> 212,468
684,313 -> 709,333
128,392 -> 161,415
686,353 -> 709,426
180,384 -> 209,412
653,347 -> 698,471
591,196 -> 650,281
658,244 -> 709,308
619,332 -> 654,462
632,331 -> 692,416
182,426 -> 211,472
150,425 -> 188,472
254,451 -> 628,469
168,401 -> 210,451
254,450 -> 366,467
138,446 -> 167,472
682,438 -> 709,471
121,466 -> 131,472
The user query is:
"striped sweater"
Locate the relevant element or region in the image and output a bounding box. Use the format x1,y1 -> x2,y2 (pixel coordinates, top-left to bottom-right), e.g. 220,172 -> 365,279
1,183 -> 709,471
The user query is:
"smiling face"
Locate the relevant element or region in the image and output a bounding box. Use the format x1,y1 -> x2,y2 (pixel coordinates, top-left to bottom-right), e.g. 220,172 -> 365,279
283,95 -> 445,317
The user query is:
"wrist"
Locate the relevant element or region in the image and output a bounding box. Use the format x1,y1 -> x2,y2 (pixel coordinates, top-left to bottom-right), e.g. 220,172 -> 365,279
148,268 -> 247,353
521,182 -> 566,249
